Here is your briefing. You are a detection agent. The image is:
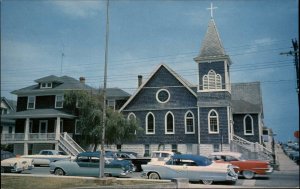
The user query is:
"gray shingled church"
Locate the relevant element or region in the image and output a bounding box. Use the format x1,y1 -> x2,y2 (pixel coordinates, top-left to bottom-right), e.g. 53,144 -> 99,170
119,16 -> 265,157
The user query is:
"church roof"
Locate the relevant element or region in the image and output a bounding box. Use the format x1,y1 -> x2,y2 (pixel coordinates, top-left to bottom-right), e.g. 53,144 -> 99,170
231,82 -> 263,114
194,19 -> 231,63
119,64 -> 197,112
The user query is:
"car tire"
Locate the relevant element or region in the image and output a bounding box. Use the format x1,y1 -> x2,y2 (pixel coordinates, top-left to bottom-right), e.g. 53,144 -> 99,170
54,168 -> 65,176
148,172 -> 160,179
242,170 -> 255,179
202,179 -> 213,185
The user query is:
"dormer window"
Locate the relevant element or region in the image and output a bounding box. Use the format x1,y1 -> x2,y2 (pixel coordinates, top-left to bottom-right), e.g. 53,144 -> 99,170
41,82 -> 52,89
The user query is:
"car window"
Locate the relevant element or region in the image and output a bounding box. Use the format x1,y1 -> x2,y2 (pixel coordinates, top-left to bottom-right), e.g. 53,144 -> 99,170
90,157 -> 99,163
77,156 -> 89,162
40,151 -> 49,155
226,155 -> 238,161
58,151 -> 67,155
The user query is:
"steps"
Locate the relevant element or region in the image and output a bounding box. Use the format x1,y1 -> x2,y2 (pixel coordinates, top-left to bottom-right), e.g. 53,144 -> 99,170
58,132 -> 85,156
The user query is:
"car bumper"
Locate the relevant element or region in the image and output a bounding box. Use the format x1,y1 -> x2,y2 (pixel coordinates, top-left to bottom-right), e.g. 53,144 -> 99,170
2,166 -> 23,173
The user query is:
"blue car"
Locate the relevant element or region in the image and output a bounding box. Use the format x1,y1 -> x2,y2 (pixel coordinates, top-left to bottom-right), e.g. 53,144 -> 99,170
50,151 -> 133,177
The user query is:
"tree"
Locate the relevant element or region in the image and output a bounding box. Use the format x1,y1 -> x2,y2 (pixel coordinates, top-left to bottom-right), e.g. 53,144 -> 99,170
64,90 -> 141,151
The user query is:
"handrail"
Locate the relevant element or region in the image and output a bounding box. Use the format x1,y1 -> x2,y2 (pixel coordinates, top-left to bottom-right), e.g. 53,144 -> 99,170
63,132 -> 85,153
59,135 -> 78,156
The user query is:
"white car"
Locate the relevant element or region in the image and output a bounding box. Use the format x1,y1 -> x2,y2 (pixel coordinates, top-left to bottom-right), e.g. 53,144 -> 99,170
142,154 -> 238,185
21,150 -> 74,166
1,150 -> 34,173
147,151 -> 175,165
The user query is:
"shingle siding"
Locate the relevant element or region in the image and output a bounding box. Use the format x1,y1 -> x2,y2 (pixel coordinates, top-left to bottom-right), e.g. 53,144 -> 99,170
233,114 -> 260,143
199,107 -> 229,144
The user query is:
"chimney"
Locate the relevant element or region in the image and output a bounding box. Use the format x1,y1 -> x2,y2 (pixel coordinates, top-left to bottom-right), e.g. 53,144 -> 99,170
79,77 -> 85,84
138,75 -> 143,87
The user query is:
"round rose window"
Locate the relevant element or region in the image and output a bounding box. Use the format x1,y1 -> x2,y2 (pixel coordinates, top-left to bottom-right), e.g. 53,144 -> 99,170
156,89 -> 170,103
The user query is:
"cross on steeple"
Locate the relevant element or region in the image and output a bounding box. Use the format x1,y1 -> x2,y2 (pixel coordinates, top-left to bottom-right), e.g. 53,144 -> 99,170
207,2 -> 217,18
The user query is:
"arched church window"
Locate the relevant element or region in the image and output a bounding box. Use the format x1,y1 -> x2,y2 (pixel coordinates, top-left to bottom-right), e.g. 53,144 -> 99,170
165,111 -> 174,134
185,111 -> 195,134
146,112 -> 155,134
202,70 -> 222,90
244,114 -> 254,135
208,109 -> 219,134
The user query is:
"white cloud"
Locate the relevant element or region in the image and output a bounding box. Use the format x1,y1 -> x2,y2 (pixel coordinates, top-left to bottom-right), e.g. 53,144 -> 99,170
51,1 -> 104,18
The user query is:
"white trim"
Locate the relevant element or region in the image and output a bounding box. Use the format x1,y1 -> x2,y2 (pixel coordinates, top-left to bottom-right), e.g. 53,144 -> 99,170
75,120 -> 81,135
243,114 -> 254,135
227,106 -> 231,144
40,82 -> 52,89
127,112 -> 136,120
258,113 -> 262,144
165,111 -> 175,134
146,112 -> 155,135
184,111 -> 195,134
27,96 -> 36,109
208,109 -> 219,134
156,89 -> 170,104
55,95 -> 64,108
197,107 -> 201,154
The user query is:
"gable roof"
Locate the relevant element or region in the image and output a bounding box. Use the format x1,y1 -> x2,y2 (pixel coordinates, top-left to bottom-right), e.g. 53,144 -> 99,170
1,97 -> 16,111
231,82 -> 263,114
119,64 -> 197,112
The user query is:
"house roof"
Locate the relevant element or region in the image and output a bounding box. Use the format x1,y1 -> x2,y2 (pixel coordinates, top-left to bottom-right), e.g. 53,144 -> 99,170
1,97 -> 16,111
34,75 -> 63,83
1,109 -> 76,119
119,64 -> 197,112
12,75 -> 94,95
100,88 -> 131,100
231,82 -> 263,114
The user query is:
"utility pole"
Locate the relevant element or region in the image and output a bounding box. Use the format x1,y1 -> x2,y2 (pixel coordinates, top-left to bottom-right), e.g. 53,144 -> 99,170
280,39 -> 299,108
99,0 -> 109,178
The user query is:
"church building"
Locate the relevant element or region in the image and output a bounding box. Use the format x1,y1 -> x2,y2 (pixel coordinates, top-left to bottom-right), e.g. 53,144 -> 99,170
119,8 -> 264,157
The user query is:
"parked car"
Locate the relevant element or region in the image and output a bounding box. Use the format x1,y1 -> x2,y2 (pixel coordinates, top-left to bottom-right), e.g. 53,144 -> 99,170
208,152 -> 273,179
147,151 -> 175,165
49,151 -> 133,177
21,150 -> 74,166
141,154 -> 238,185
1,150 -> 34,173
114,151 -> 151,172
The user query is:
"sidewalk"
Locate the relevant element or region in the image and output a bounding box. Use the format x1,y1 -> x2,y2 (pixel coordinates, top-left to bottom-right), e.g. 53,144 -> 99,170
274,144 -> 299,174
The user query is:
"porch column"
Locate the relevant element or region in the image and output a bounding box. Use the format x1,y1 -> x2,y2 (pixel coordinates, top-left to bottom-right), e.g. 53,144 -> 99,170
24,118 -> 30,155
55,117 -> 61,151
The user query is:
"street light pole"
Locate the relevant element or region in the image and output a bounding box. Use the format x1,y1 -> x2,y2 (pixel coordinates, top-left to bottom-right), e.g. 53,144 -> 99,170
99,0 -> 109,178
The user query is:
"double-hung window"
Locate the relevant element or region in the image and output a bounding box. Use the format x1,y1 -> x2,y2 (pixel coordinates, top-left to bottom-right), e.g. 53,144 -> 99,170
27,96 -> 35,109
55,95 -> 64,108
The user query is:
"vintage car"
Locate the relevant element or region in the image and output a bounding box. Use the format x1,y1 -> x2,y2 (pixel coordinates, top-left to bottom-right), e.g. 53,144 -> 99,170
141,154 -> 238,185
147,151 -> 175,165
1,150 -> 34,173
208,151 -> 273,179
49,151 -> 134,177
21,150 -> 74,166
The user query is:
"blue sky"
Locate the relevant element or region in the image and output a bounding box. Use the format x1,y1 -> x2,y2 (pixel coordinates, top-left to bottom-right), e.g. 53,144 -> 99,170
1,0 -> 299,143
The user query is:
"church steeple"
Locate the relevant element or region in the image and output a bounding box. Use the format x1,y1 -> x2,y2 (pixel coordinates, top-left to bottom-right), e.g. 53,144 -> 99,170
194,3 -> 231,64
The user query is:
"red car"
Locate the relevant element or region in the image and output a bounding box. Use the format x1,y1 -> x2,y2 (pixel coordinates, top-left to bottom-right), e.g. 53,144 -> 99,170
208,152 -> 273,179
